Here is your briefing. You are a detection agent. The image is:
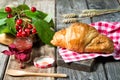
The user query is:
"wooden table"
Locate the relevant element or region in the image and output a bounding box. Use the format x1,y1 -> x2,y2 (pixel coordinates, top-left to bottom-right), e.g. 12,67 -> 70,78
0,0 -> 120,80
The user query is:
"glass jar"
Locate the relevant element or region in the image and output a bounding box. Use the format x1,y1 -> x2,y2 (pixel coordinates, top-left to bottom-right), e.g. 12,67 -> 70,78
13,37 -> 33,68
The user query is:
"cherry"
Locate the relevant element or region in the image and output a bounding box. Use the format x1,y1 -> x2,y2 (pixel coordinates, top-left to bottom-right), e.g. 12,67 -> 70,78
16,32 -> 22,37
18,29 -> 22,33
19,26 -> 22,29
25,28 -> 30,36
16,19 -> 23,25
7,14 -> 13,18
5,7 -> 12,13
27,24 -> 33,29
16,25 -> 19,31
21,31 -> 27,37
32,28 -> 37,34
31,7 -> 36,12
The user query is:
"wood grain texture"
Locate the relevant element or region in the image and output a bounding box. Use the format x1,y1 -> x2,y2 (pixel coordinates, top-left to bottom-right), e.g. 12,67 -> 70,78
56,0 -> 91,30
0,45 -> 8,80
57,63 -> 106,80
87,0 -> 120,80
56,0 -> 95,72
118,0 -> 120,3
56,0 -> 120,80
56,0 -> 106,80
2,0 -> 55,80
105,62 -> 120,80
57,52 -> 95,72
0,0 -> 120,80
87,0 -> 120,22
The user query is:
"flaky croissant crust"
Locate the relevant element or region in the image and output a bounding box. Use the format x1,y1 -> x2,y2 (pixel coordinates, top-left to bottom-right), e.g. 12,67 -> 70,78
51,22 -> 114,54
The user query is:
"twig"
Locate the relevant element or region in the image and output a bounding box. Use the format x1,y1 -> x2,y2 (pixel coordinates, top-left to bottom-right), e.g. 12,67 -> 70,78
62,18 -> 88,24
62,8 -> 120,18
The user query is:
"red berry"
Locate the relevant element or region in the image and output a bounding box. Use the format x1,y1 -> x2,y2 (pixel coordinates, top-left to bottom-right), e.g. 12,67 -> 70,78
31,7 -> 36,12
5,7 -> 12,13
16,25 -> 22,31
16,32 -> 22,37
25,28 -> 30,35
16,25 -> 19,31
21,31 -> 27,37
18,29 -> 22,33
16,19 -> 23,25
7,14 -> 13,18
32,28 -> 37,34
27,24 -> 33,29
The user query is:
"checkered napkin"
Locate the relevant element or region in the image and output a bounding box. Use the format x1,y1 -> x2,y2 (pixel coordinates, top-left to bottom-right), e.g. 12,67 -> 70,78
59,21 -> 120,63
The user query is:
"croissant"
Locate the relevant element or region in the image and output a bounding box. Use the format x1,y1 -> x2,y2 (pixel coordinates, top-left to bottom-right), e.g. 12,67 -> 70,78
51,22 -> 114,54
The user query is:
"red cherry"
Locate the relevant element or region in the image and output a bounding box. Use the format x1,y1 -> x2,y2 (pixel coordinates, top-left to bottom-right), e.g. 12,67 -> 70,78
32,28 -> 37,34
16,32 -> 22,37
31,7 -> 36,12
5,7 -> 12,13
25,28 -> 30,35
16,19 -> 23,25
27,24 -> 33,29
18,29 -> 22,33
18,26 -> 22,29
16,25 -> 22,31
21,31 -> 27,37
16,25 -> 19,31
7,14 -> 13,18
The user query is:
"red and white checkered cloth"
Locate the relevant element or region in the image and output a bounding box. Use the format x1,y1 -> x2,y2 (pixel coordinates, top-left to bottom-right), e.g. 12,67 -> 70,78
59,21 -> 120,63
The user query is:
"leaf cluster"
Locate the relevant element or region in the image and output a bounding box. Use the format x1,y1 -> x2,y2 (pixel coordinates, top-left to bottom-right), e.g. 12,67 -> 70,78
0,4 -> 55,45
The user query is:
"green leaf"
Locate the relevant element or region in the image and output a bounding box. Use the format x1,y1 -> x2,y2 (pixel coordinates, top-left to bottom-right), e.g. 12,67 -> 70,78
44,14 -> 52,23
12,7 -> 21,14
0,12 -> 7,19
17,4 -> 30,10
33,19 -> 55,45
0,25 -> 7,34
6,17 -> 16,35
24,10 -> 39,20
48,19 -> 55,29
37,11 -> 47,19
24,10 -> 47,21
0,25 -> 12,34
0,8 -> 5,12
0,18 -> 7,26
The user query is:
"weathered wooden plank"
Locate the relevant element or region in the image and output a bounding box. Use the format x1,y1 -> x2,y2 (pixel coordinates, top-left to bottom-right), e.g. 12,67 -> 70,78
0,45 -> 8,80
118,0 -> 120,3
57,63 -> 106,80
105,62 -> 120,80
57,52 -> 95,72
56,0 -> 91,30
2,0 -> 55,80
0,0 -> 17,79
56,0 -> 95,72
87,0 -> 120,80
87,0 -> 120,22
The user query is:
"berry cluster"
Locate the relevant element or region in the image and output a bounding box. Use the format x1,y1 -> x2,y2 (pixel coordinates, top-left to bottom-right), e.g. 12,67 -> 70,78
5,7 -> 13,18
5,6 -> 37,37
16,19 -> 37,37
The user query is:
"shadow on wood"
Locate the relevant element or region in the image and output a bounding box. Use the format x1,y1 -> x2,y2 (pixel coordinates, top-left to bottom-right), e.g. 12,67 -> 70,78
57,53 -> 95,72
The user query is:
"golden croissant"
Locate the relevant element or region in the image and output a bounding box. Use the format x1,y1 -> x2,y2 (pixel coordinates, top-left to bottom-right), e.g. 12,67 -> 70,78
51,22 -> 114,54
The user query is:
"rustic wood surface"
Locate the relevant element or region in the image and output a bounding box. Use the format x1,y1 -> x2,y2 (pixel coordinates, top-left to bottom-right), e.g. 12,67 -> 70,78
56,0 -> 95,72
0,0 -> 120,80
57,54 -> 95,72
0,0 -> 55,80
0,45 -> 8,80
87,0 -> 120,80
56,0 -> 120,80
118,0 -> 120,3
